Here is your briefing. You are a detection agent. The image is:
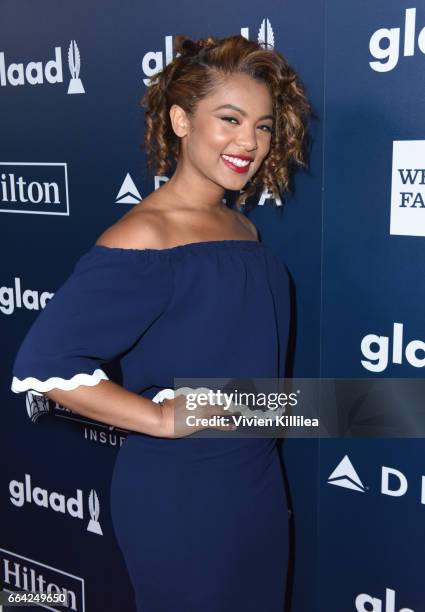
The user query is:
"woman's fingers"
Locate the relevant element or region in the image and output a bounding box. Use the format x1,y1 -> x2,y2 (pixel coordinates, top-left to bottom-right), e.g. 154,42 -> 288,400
172,395 -> 242,435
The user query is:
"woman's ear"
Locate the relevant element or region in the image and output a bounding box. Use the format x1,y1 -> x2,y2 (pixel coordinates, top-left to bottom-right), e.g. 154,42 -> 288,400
169,104 -> 189,138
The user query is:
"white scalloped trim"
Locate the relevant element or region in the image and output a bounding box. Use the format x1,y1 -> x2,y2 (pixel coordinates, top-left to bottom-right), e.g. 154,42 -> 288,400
152,388 -> 175,403
11,368 -> 109,395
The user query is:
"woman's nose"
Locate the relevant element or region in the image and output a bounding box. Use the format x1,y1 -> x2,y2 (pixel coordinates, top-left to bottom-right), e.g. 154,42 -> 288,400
235,126 -> 258,151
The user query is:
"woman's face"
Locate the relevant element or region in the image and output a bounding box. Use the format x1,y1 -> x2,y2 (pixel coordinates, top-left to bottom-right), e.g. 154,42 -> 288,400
173,73 -> 274,191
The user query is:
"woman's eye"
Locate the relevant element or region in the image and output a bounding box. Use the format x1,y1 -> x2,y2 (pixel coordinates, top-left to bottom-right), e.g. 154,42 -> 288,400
221,116 -> 239,125
220,116 -> 273,133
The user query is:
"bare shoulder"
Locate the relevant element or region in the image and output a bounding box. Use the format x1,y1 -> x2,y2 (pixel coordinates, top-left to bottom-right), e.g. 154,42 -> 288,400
95,208 -> 166,250
233,208 -> 259,240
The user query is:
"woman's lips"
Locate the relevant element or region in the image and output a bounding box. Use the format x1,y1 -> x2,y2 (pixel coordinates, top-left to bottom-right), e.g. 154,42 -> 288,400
220,155 -> 251,174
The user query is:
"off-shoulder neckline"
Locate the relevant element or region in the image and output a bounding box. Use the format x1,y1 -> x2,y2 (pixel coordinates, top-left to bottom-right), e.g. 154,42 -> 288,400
91,239 -> 265,255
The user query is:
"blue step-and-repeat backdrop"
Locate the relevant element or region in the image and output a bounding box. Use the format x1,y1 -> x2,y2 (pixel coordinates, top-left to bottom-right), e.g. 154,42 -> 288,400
1,1 -> 424,610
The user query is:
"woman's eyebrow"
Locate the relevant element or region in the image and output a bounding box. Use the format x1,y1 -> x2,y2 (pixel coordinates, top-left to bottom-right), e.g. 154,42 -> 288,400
213,103 -> 273,121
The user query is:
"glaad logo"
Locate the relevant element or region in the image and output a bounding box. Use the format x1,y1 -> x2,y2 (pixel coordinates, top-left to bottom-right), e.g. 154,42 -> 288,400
361,322 -> 425,372
258,18 -> 275,47
356,587 -> 414,612
67,40 -> 85,94
241,17 -> 275,48
115,173 -> 143,204
87,489 -> 103,535
0,278 -> 53,315
142,35 -> 174,86
327,455 -> 367,492
142,19 -> 275,85
0,162 -> 69,215
0,40 -> 85,93
390,140 -> 425,237
369,7 -> 425,72
9,474 -> 103,535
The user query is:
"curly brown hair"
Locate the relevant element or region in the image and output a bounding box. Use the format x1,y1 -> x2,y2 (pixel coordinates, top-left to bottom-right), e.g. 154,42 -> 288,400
140,34 -> 312,209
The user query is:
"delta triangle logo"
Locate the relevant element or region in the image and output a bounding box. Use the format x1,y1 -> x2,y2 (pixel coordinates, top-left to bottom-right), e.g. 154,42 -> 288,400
327,455 -> 366,493
115,173 -> 142,205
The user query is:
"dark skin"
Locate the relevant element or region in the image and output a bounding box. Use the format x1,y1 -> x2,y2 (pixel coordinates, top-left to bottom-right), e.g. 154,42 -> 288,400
98,193 -> 258,251
45,73 -> 274,437
97,73 -> 274,250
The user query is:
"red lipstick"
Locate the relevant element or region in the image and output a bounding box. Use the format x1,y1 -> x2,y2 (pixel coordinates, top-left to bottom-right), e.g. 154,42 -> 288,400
220,154 -> 253,174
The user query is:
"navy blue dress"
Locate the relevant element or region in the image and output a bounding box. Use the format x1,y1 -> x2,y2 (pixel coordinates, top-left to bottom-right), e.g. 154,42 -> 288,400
11,239 -> 290,612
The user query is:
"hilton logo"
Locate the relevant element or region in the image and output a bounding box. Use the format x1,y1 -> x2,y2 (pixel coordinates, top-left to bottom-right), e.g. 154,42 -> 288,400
0,548 -> 85,611
0,162 -> 69,215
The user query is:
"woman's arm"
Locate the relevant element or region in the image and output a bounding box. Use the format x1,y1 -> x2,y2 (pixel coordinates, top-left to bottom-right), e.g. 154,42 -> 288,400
45,381 -> 238,438
45,380 -> 165,437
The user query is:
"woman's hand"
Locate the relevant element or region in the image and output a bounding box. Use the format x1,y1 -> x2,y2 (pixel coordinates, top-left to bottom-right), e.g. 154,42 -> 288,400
157,391 -> 242,439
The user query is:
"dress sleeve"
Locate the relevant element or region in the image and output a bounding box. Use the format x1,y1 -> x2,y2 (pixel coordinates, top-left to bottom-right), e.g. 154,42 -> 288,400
11,245 -> 173,396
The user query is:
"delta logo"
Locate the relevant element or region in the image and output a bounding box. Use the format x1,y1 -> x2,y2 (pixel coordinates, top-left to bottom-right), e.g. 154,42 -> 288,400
327,455 -> 367,493
327,454 -> 425,507
115,173 -> 143,204
115,172 -> 282,207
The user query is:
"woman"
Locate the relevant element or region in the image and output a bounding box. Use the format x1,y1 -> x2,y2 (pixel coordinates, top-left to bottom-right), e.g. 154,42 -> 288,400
11,34 -> 310,612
